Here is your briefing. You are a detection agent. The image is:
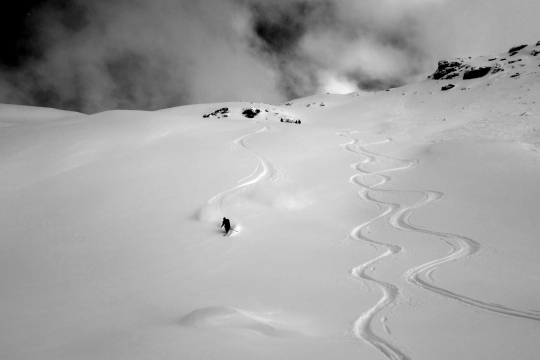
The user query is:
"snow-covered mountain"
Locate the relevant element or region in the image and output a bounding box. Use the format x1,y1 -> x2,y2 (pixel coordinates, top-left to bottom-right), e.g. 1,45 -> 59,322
1,43 -> 540,360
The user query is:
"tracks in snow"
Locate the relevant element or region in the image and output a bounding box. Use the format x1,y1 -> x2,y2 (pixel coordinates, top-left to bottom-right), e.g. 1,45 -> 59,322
340,132 -> 414,360
394,191 -> 540,321
198,122 -> 274,224
339,129 -> 540,360
230,123 -> 275,187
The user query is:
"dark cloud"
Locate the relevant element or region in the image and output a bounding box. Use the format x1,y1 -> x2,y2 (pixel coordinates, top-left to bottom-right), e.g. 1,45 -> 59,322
1,0 -> 206,113
0,0 -> 45,68
45,0 -> 89,33
252,8 -> 305,54
249,1 -> 335,55
244,0 -> 433,97
245,1 -> 328,99
0,0 -> 441,113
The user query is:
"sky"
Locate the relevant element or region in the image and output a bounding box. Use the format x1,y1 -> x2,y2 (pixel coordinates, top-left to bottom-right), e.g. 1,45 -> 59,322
0,0 -> 539,114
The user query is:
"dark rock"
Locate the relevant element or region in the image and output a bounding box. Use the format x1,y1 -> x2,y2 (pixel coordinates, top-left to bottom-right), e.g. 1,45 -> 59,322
509,51 -> 519,56
280,116 -> 301,124
463,66 -> 492,80
532,50 -> 540,56
242,107 -> 261,118
509,44 -> 528,53
491,64 -> 504,74
510,73 -> 520,78
537,41 -> 540,46
431,60 -> 465,80
203,107 -> 229,118
488,58 -> 497,61
441,84 -> 455,91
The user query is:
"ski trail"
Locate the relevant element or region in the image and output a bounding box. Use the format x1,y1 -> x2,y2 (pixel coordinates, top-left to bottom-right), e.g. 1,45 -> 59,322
198,122 -> 274,223
340,129 -> 540,360
392,192 -> 540,321
230,124 -> 274,187
341,131 -> 412,360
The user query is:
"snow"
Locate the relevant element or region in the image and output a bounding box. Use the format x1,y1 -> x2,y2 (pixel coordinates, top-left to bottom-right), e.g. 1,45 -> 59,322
1,47 -> 540,360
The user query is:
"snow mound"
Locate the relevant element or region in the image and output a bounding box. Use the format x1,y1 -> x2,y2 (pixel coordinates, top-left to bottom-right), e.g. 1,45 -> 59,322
179,307 -> 280,336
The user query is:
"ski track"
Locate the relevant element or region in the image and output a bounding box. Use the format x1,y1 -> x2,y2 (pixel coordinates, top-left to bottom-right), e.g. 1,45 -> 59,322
339,129 -> 540,360
230,123 -> 274,187
200,122 -> 274,222
394,194 -> 540,321
340,131 -> 414,360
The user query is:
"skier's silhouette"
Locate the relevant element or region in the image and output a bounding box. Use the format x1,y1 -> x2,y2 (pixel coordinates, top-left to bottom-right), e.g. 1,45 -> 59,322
221,217 -> 231,236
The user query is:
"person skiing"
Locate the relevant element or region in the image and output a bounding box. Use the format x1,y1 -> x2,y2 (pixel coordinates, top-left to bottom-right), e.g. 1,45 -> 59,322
221,217 -> 231,236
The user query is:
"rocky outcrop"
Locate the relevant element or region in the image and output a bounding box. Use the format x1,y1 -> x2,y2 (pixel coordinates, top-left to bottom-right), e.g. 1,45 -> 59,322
463,66 -> 492,80
203,107 -> 229,118
242,107 -> 261,118
431,60 -> 465,80
509,44 -> 528,53
441,84 -> 455,91
429,43 -> 538,83
280,117 -> 301,124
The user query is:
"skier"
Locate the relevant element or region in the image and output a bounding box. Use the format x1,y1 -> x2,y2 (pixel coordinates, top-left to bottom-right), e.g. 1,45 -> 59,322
221,217 -> 231,236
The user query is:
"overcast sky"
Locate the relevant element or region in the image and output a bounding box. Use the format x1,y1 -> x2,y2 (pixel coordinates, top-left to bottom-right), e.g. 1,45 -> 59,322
1,0 -> 539,114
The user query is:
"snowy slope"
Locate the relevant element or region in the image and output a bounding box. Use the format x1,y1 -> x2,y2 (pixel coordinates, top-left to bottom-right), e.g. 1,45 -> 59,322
1,44 -> 540,360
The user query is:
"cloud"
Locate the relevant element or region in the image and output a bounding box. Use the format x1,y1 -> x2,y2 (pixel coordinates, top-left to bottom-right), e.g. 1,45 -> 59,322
245,0 -> 436,94
0,0 -> 282,113
0,0 -> 443,113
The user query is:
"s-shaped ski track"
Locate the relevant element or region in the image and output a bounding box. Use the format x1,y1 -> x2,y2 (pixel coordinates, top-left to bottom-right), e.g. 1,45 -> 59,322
340,130 -> 414,360
392,192 -> 540,322
199,122 -> 275,223
340,129 -> 540,359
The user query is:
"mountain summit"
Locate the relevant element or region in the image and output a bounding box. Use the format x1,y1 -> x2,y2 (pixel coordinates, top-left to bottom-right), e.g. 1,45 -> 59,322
430,42 -> 540,81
